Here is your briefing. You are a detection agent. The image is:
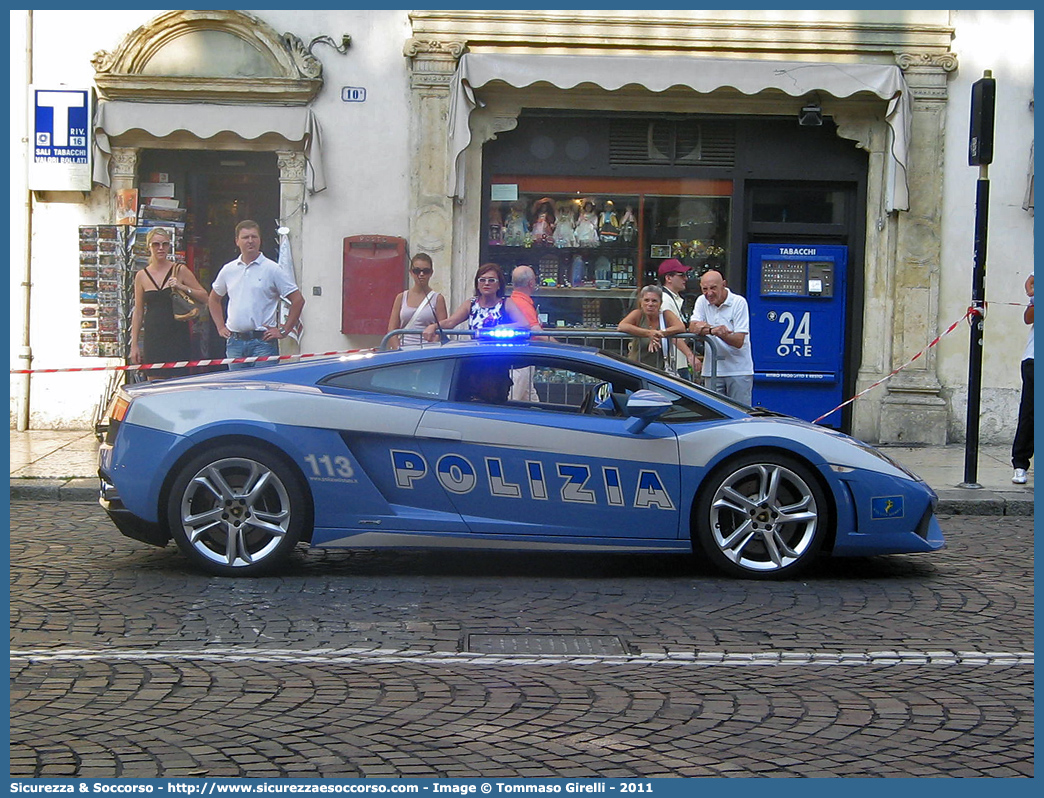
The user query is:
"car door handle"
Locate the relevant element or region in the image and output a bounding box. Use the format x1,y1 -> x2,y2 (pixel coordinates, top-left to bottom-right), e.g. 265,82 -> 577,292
416,427 -> 463,441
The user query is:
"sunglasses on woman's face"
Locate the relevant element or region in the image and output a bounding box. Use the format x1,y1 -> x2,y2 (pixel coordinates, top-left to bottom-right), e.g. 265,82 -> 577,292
150,241 -> 170,248
477,276 -> 499,284
411,268 -> 433,276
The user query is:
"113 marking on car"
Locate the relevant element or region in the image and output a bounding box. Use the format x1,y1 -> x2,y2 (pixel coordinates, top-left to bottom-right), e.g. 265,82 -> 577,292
302,453 -> 356,481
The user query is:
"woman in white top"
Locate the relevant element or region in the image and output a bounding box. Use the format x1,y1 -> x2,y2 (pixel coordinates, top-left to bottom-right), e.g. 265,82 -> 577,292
386,253 -> 449,348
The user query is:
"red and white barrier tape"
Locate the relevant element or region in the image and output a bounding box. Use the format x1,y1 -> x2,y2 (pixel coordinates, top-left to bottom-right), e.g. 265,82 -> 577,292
812,307 -> 977,424
6,301 -> 1019,419
985,300 -> 1033,308
10,349 -> 371,375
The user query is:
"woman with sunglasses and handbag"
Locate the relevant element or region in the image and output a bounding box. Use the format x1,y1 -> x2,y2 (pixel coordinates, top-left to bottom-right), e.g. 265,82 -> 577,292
423,263 -> 529,343
129,227 -> 207,378
386,253 -> 449,349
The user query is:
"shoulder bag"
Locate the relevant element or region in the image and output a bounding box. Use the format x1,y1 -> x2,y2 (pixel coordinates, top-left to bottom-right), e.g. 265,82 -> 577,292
170,265 -> 207,323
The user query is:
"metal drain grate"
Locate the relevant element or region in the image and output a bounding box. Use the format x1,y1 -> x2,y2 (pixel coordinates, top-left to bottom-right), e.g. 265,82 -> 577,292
468,634 -> 627,655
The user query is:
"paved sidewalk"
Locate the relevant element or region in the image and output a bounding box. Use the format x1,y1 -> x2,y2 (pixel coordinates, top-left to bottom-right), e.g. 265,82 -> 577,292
9,427 -> 1035,515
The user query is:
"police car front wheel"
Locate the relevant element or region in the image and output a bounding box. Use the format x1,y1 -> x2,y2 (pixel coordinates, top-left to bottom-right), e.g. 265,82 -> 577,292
694,452 -> 829,579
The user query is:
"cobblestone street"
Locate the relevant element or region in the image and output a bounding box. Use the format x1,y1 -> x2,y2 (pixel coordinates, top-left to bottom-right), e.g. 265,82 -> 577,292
9,502 -> 1034,778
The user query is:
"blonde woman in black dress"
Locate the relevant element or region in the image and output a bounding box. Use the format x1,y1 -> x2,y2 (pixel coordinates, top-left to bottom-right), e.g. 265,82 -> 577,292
129,228 -> 207,378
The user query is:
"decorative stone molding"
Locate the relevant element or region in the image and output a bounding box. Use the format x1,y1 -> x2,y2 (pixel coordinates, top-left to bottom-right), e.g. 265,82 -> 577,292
409,62 -> 458,91
875,52 -> 950,442
404,38 -> 466,90
471,112 -> 522,148
276,151 -> 308,184
895,52 -> 959,72
403,38 -> 467,59
832,114 -> 878,156
93,10 -> 322,104
108,148 -> 138,180
409,11 -> 954,57
275,149 -> 307,352
413,204 -> 450,252
900,215 -> 942,272
281,33 -> 324,80
895,52 -> 958,102
879,390 -> 949,445
276,150 -> 308,233
404,37 -> 467,300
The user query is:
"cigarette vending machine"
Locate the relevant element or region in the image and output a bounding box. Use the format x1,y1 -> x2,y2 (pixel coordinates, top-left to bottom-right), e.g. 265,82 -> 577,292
746,244 -> 848,428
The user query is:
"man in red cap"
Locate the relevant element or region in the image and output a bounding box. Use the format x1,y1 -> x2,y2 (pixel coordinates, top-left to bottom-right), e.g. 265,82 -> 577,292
658,259 -> 699,380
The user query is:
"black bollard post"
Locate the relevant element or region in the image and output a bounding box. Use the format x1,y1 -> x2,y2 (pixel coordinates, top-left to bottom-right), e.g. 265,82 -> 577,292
960,70 -> 996,489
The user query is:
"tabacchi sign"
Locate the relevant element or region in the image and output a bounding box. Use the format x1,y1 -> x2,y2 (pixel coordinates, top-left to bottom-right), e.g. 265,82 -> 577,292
29,87 -> 92,191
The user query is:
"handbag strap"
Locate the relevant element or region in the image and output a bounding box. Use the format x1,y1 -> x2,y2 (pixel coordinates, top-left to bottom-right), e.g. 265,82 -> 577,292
416,289 -> 437,319
173,265 -> 195,299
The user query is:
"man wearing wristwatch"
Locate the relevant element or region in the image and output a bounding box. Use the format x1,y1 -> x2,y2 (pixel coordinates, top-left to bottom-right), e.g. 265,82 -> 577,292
208,220 -> 305,370
688,268 -> 754,405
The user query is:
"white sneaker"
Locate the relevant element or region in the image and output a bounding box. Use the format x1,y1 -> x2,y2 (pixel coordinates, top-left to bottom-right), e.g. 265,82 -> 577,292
1012,468 -> 1028,484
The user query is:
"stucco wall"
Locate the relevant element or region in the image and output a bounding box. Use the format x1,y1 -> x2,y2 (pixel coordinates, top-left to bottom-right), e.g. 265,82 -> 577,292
11,10 -> 158,429
256,10 -> 414,354
938,10 -> 1035,443
10,9 -> 415,428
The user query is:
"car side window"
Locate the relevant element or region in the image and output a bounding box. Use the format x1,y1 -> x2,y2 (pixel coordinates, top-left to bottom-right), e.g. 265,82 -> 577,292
453,355 -> 640,415
530,367 -> 604,409
322,359 -> 454,400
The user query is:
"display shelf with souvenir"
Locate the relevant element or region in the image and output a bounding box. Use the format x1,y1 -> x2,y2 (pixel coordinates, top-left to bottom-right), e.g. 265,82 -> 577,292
78,224 -> 134,359
485,190 -> 639,328
483,179 -> 731,329
640,194 -> 730,289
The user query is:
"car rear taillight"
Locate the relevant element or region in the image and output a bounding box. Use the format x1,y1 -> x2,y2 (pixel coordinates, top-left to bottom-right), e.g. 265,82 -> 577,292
103,393 -> 131,445
108,394 -> 130,423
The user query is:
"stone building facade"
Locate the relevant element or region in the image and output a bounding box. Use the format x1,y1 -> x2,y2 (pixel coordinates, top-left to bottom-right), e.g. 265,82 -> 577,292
10,10 -> 1035,445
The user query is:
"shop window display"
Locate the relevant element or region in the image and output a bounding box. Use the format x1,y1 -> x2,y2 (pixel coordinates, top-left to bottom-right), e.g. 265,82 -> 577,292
483,181 -> 731,329
642,195 -> 730,319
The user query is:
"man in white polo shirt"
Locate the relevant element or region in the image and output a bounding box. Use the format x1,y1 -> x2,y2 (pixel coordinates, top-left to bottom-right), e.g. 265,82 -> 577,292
688,268 -> 754,404
208,220 -> 305,370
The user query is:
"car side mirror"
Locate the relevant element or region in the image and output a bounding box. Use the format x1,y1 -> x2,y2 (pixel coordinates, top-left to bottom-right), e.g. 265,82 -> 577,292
624,390 -> 674,434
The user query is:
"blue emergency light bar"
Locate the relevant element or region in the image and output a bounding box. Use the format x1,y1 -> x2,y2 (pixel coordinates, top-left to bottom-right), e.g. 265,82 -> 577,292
474,327 -> 531,342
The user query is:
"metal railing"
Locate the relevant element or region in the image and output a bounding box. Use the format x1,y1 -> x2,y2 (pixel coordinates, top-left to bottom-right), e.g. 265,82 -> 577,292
380,327 -> 718,378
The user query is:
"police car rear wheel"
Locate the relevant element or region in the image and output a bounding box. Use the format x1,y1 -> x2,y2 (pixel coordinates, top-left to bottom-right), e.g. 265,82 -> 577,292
694,452 -> 828,579
167,444 -> 306,576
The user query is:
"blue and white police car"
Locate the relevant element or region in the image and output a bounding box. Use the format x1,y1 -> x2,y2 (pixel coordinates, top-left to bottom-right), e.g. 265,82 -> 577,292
98,335 -> 943,579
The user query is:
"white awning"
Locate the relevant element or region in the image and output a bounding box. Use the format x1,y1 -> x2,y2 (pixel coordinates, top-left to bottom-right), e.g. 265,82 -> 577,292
93,101 -> 326,192
449,52 -> 911,210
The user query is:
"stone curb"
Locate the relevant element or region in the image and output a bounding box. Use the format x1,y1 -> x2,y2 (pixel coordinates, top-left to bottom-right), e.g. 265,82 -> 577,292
11,478 -> 99,503
933,488 -> 1035,517
11,478 -> 1034,516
